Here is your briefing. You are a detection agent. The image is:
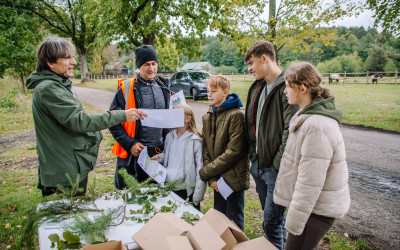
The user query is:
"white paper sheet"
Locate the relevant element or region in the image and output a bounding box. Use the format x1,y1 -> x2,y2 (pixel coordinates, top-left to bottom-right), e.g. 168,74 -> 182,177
169,90 -> 186,108
140,108 -> 184,128
137,147 -> 167,184
216,177 -> 233,200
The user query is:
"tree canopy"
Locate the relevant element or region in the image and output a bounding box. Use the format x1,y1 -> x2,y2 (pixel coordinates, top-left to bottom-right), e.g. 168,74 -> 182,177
215,0 -> 358,57
368,0 -> 400,37
0,2 -> 42,92
8,0 -> 103,82
100,0 -> 226,59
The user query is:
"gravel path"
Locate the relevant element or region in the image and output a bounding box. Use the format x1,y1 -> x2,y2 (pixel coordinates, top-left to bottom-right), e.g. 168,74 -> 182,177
73,86 -> 400,249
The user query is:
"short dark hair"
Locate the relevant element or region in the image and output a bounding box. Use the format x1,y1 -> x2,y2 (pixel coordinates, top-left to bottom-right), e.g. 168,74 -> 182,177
36,37 -> 75,71
244,40 -> 276,63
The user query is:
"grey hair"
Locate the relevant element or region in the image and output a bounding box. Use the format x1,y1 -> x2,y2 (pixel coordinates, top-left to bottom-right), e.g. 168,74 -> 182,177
36,36 -> 75,71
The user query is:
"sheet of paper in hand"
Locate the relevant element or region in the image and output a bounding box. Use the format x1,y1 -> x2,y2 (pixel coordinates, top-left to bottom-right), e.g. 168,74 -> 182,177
137,147 -> 167,184
169,90 -> 186,108
140,108 -> 184,128
216,177 -> 234,200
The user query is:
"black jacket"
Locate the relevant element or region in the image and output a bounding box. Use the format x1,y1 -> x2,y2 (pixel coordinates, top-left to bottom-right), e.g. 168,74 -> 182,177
244,76 -> 299,173
109,75 -> 171,154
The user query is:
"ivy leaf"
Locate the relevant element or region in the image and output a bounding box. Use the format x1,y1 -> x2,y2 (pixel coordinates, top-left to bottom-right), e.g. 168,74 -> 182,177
63,231 -> 81,244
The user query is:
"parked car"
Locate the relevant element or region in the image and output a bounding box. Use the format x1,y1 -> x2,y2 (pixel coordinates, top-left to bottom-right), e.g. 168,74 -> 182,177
170,70 -> 211,100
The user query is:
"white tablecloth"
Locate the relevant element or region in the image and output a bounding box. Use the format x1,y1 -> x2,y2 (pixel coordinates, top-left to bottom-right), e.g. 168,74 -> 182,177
38,192 -> 203,249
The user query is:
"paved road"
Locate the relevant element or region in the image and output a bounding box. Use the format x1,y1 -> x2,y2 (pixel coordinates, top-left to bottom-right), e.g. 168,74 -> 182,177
73,86 -> 400,249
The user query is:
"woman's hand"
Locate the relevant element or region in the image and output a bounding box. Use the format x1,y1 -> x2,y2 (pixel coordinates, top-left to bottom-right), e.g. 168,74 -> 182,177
125,109 -> 147,122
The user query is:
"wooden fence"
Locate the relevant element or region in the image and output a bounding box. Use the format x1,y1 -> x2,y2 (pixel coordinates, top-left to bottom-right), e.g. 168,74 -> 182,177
80,71 -> 399,84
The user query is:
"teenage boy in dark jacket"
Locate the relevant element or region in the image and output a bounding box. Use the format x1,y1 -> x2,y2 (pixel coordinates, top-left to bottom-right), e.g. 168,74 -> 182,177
244,41 -> 299,249
200,75 -> 250,230
109,45 -> 171,188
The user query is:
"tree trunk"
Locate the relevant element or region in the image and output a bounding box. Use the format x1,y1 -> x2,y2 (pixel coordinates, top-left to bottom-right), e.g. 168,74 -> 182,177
78,50 -> 90,82
19,73 -> 26,95
142,1 -> 158,46
269,0 -> 278,63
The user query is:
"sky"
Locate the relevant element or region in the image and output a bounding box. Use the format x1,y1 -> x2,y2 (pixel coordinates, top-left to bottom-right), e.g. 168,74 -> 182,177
330,9 -> 378,30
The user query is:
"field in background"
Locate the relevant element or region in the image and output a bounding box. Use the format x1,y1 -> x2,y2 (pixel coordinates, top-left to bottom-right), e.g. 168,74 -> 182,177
74,77 -> 400,132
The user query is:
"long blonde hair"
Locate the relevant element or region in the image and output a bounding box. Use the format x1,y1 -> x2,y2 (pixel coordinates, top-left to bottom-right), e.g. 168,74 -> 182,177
173,104 -> 201,137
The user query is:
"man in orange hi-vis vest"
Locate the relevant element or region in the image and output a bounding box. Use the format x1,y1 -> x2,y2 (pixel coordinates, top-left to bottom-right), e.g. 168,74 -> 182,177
109,45 -> 172,188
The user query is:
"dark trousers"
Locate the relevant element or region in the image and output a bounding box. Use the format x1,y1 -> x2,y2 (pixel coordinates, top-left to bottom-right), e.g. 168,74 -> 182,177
286,213 -> 335,250
40,177 -> 88,197
174,189 -> 201,211
250,160 -> 286,250
214,189 -> 245,230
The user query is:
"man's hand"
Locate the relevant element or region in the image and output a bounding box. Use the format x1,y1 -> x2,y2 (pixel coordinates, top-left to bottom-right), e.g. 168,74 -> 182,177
210,181 -> 219,192
150,155 -> 159,162
125,109 -> 147,122
130,142 -> 145,156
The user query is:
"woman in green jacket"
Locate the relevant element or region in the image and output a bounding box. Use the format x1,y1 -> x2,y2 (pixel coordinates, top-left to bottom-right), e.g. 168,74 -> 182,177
26,37 -> 145,197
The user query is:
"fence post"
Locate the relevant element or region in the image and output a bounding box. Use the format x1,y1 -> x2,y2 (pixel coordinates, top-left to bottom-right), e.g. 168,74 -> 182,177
395,71 -> 398,85
366,71 -> 369,84
343,71 -> 346,85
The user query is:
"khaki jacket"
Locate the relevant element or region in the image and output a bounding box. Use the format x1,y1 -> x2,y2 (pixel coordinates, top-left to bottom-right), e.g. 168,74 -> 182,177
200,105 -> 250,192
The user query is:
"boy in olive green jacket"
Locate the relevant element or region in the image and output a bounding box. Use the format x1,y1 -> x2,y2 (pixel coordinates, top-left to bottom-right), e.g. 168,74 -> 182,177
199,75 -> 249,230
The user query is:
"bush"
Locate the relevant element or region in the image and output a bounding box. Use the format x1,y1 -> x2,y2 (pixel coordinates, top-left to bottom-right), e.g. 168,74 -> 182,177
215,65 -> 238,74
0,87 -> 19,108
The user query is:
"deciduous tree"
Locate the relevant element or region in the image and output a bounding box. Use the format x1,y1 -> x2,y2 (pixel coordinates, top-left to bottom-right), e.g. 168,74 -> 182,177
0,3 -> 42,93
100,0 -> 248,59
368,0 -> 400,37
217,0 -> 358,63
9,0 -> 102,82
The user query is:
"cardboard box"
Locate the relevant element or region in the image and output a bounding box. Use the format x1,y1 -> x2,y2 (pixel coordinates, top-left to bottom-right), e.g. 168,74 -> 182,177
132,209 -> 276,250
187,219 -> 226,250
132,212 -> 192,250
166,236 -> 194,250
196,208 -> 249,249
233,237 -> 277,250
81,240 -> 126,250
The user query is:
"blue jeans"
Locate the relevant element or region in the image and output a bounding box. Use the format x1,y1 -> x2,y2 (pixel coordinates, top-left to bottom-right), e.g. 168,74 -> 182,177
250,159 -> 286,250
214,189 -> 245,230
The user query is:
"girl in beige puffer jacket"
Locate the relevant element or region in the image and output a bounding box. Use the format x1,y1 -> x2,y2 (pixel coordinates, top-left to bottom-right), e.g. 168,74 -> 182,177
273,62 -> 350,250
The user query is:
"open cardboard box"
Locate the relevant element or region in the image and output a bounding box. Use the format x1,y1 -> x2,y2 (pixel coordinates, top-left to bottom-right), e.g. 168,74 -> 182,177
81,240 -> 126,250
132,208 -> 277,250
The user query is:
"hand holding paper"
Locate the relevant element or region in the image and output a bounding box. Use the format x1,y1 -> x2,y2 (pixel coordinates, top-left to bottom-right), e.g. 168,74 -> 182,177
137,147 -> 167,184
140,108 -> 184,128
216,177 -> 233,200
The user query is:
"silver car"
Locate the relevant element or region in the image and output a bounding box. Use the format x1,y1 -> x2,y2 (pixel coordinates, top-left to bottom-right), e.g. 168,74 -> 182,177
170,70 -> 211,100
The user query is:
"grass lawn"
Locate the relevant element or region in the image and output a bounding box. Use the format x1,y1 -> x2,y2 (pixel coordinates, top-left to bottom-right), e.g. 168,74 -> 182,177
0,77 -> 378,249
74,77 -> 400,132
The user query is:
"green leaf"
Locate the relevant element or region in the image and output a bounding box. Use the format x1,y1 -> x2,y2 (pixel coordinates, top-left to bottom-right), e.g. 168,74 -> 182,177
48,234 -> 60,242
63,231 -> 81,244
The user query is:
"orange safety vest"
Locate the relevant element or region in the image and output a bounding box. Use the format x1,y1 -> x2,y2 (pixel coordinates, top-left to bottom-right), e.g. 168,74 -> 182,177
111,78 -> 136,159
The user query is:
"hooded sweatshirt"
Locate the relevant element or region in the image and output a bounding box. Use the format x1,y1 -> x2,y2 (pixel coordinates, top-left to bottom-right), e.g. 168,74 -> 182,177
273,97 -> 350,235
200,93 -> 250,192
26,70 -> 127,187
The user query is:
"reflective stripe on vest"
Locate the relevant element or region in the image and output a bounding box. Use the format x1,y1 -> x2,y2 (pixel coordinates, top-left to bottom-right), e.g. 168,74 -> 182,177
111,78 -> 136,159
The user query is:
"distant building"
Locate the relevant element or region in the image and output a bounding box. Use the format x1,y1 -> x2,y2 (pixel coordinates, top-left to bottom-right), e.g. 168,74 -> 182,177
104,62 -> 130,75
180,62 -> 215,74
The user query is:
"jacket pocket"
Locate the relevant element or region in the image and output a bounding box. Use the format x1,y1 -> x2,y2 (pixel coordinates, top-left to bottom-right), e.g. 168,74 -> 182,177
74,140 -> 101,174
